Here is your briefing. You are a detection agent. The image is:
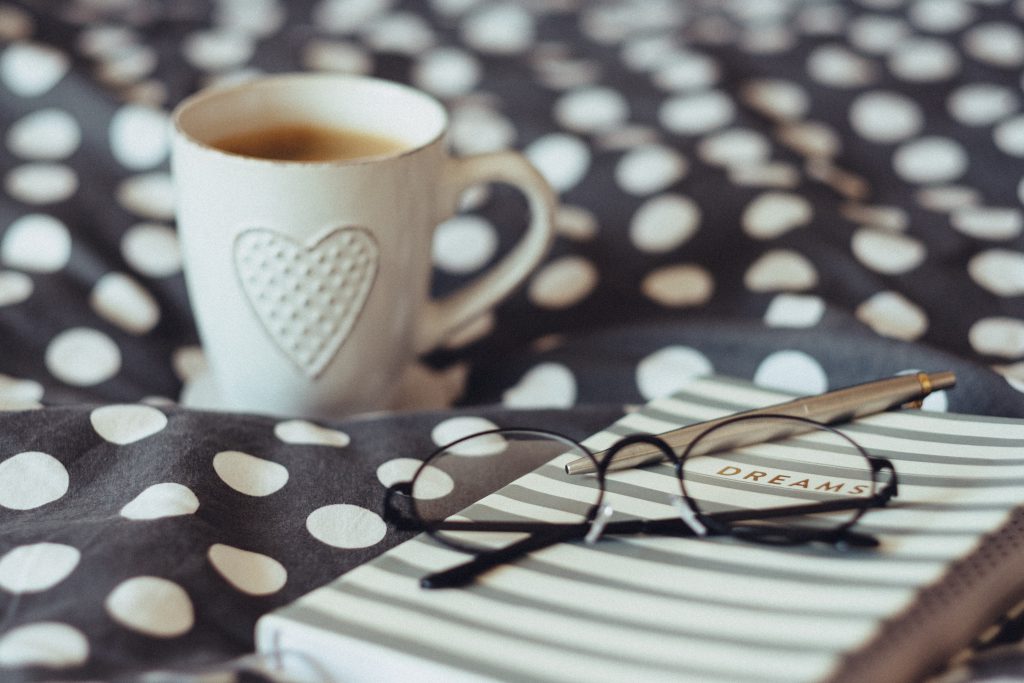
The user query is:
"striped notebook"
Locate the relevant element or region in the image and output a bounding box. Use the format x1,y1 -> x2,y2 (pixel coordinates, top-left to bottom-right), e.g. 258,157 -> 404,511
255,376 -> 1024,683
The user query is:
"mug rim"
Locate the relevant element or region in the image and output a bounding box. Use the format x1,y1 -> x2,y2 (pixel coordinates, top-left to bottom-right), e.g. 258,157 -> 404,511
171,72 -> 449,167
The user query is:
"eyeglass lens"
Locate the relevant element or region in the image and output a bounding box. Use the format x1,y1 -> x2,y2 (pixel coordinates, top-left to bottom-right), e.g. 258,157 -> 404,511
410,429 -> 601,554
679,415 -> 879,540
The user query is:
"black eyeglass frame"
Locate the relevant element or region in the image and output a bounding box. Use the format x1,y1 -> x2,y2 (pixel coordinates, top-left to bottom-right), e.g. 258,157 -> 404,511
382,414 -> 899,589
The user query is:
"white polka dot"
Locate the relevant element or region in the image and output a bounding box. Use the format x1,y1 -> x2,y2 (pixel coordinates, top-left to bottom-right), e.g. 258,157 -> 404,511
744,250 -> 818,293
964,22 -> 1024,68
777,121 -> 841,159
841,204 -> 909,232
95,45 -> 158,87
0,5 -> 33,41
0,451 -> 68,510
432,215 -> 498,274
0,543 -> 79,594
109,105 -> 170,170
754,350 -> 828,395
90,404 -> 167,445
312,0 -> 390,32
214,0 -> 285,37
1020,177 -> 1024,207
449,104 -> 516,155
1,214 -> 71,273
951,207 -> 1023,241
363,11 -> 436,55
893,137 -> 968,184
969,317 -> 1024,358
651,51 -> 720,91
0,373 -> 42,403
461,3 -> 534,54
172,345 -> 206,383
0,270 -> 31,307
5,163 -> 77,204
889,38 -> 960,81
412,47 -> 480,98
213,450 -> 288,497
636,346 -> 714,400
697,129 -> 771,168
0,622 -> 88,668
377,458 -> 454,499
916,185 -> 980,213
120,483 -> 199,520
306,504 -> 386,549
524,133 -> 590,193
848,15 -> 910,54
302,39 -> 372,74
274,419 -> 350,447
742,192 -> 813,239
909,0 -> 975,33
528,255 -> 598,309
5,109 -> 81,160
948,84 -> 1019,127
207,544 -> 287,596
120,222 -> 181,277
849,91 -> 923,143
0,41 -> 69,97
555,205 -> 598,242
89,272 -> 160,335
659,90 -> 735,135
554,86 -> 629,134
969,250 -> 1024,297
502,362 -> 577,409
641,264 -> 714,307
995,116 -> 1024,157
183,29 -> 254,71
740,79 -> 809,121
629,194 -> 700,253
431,416 -> 502,454
105,576 -> 194,638
807,44 -> 876,87
764,294 -> 826,328
615,144 -> 688,196
856,291 -> 929,341
116,172 -> 175,220
852,228 -> 926,275
46,328 -> 121,386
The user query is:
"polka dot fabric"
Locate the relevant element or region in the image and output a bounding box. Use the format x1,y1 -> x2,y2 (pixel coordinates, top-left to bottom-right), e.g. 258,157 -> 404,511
0,0 -> 1023,680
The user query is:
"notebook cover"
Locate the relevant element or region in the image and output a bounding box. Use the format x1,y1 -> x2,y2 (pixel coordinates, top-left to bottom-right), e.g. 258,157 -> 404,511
255,376 -> 1024,683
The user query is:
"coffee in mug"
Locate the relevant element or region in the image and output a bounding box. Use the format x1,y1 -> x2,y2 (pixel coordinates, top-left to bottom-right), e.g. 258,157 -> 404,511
210,123 -> 407,162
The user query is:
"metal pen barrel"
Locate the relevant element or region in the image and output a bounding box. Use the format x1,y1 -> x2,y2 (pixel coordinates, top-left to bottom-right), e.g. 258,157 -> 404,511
565,371 -> 956,475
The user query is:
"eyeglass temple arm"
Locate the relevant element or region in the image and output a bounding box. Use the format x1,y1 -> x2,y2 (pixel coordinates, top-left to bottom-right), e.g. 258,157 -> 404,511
421,528 -> 575,589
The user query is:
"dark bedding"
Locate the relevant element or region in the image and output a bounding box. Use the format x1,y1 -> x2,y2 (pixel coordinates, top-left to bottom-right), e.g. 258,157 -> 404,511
0,1 -> 1023,680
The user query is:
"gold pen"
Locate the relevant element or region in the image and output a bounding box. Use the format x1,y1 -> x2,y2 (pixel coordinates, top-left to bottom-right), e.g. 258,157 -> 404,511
565,371 -> 957,475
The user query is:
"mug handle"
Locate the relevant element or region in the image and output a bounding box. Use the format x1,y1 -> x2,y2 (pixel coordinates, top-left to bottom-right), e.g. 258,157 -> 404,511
414,151 -> 556,354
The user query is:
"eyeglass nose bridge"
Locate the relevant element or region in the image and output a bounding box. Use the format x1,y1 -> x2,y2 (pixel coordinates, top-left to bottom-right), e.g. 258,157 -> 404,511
870,457 -> 899,503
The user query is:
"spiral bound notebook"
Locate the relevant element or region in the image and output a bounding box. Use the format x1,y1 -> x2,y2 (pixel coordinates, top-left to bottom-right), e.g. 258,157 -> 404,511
255,376 -> 1024,683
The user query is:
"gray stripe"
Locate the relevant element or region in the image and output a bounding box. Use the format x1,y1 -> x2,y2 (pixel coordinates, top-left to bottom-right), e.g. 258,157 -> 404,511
372,554 -> 859,651
318,579 -> 758,681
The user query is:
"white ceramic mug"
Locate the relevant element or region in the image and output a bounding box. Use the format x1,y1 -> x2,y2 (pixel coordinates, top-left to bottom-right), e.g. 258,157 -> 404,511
171,73 -> 555,418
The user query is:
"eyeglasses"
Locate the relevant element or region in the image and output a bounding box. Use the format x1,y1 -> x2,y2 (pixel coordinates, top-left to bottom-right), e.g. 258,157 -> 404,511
383,414 -> 899,589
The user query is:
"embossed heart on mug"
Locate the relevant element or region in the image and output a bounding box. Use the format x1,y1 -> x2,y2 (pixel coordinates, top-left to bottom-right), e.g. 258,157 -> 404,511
234,227 -> 379,378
